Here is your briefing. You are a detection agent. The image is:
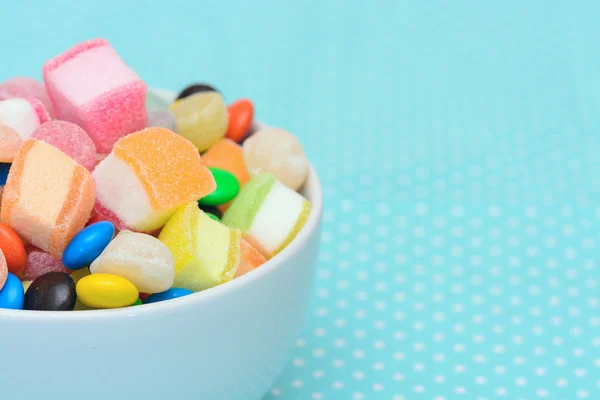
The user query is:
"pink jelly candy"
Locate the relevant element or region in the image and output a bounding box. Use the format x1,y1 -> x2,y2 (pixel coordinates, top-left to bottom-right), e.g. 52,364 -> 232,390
43,38 -> 148,154
32,121 -> 97,170
0,77 -> 55,117
21,245 -> 70,281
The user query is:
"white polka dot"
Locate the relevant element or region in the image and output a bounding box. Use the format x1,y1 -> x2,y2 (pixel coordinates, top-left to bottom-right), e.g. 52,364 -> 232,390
292,380 -> 303,388
293,358 -> 304,367
352,393 -> 364,400
332,381 -> 344,389
373,383 -> 384,391
271,388 -> 281,396
515,377 -> 527,386
312,370 -> 324,378
312,393 -> 323,399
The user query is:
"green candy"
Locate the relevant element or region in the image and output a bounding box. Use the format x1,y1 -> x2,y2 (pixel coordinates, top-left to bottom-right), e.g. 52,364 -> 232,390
132,298 -> 143,306
206,213 -> 220,222
198,168 -> 240,206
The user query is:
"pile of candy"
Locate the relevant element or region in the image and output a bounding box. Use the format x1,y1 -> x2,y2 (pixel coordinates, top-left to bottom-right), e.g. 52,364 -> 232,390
0,38 -> 311,311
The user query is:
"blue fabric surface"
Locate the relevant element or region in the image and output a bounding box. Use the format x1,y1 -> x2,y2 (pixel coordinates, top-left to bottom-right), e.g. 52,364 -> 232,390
2,2 -> 600,399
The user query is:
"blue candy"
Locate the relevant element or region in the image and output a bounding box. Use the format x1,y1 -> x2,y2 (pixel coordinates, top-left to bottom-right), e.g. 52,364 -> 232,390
0,163 -> 11,186
144,288 -> 193,304
62,221 -> 115,270
0,273 -> 24,310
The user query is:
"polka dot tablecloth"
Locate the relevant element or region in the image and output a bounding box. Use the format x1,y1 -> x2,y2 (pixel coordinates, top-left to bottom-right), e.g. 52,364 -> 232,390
2,2 -> 599,399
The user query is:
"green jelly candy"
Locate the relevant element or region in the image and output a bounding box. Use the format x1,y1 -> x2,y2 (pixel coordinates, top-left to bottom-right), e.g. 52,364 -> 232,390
198,168 -> 240,206
132,298 -> 143,306
206,213 -> 220,222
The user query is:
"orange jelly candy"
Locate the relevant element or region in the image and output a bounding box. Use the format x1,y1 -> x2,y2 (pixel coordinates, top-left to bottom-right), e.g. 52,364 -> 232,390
225,99 -> 253,143
201,138 -> 250,187
0,221 -> 27,277
234,239 -> 266,279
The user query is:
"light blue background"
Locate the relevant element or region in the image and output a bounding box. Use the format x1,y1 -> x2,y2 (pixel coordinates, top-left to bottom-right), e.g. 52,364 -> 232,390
2,2 -> 600,399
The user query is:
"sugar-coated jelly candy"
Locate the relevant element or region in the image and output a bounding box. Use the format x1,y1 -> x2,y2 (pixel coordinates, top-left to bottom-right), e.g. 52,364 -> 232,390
93,127 -> 216,232
176,83 -> 218,100
201,138 -> 250,187
21,245 -> 69,281
76,273 -> 138,309
0,76 -> 54,116
43,38 -> 148,154
222,174 -> 310,258
234,239 -> 267,279
0,98 -> 50,143
0,272 -> 24,309
1,139 -> 95,257
0,249 -> 7,290
32,121 -> 97,171
198,168 -> 240,207
0,221 -> 27,277
148,109 -> 177,132
63,221 -> 115,271
23,272 -> 76,311
144,287 -> 193,304
90,230 -> 175,293
159,202 -> 241,292
168,92 -> 228,152
226,99 -> 254,143
0,124 -> 22,163
243,127 -> 309,191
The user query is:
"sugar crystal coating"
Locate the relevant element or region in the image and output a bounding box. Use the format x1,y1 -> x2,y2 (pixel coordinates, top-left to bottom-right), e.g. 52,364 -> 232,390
201,138 -> 250,187
222,174 -> 310,258
0,138 -> 96,257
168,91 -> 228,152
21,245 -> 70,281
234,239 -> 267,279
43,38 -> 148,154
32,121 -> 97,170
93,127 -> 216,232
0,249 -> 7,290
90,230 -> 175,293
159,202 -> 241,292
0,77 -> 55,117
243,127 -> 309,191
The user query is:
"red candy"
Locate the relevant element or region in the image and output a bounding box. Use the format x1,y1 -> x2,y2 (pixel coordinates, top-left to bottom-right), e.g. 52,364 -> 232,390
21,245 -> 70,281
225,99 -> 254,143
0,221 -> 27,277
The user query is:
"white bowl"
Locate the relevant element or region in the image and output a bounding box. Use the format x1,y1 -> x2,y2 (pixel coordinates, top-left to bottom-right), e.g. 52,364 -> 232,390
0,90 -> 323,400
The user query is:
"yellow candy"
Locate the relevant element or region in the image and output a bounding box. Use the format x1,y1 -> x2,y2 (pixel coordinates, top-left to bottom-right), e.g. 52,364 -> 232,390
70,268 -> 93,310
158,202 -> 241,292
76,273 -> 138,309
21,280 -> 33,293
168,92 -> 229,152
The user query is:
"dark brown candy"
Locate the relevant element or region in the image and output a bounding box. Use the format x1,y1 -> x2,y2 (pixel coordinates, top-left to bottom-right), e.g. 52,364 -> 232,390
24,272 -> 76,311
176,83 -> 218,100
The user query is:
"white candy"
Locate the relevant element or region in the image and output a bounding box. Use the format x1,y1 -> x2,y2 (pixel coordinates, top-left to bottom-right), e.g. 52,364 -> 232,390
90,230 -> 175,293
243,127 -> 309,191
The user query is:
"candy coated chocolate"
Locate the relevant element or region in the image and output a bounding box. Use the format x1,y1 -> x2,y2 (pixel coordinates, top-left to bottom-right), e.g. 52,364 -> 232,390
23,272 -> 76,311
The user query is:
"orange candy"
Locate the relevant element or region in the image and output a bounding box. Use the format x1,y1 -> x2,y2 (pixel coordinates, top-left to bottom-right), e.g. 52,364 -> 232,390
0,124 -> 23,163
0,221 -> 27,277
225,99 -> 253,143
201,138 -> 250,187
234,239 -> 267,279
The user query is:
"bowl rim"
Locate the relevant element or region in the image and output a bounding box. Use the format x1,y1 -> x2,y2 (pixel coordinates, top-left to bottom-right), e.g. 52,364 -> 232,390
0,90 -> 323,321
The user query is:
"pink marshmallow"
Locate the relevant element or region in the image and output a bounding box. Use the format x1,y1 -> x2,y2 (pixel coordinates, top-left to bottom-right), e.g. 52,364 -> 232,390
32,121 -> 97,171
21,245 -> 70,281
43,38 -> 148,154
0,77 -> 55,117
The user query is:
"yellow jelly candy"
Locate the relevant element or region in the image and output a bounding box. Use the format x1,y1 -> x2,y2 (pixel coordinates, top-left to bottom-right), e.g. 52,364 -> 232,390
168,92 -> 228,152
158,202 -> 241,292
76,273 -> 138,309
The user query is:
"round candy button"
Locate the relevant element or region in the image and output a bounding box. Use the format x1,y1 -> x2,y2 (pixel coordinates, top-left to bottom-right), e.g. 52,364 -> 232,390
198,168 -> 240,206
63,221 -> 115,270
76,273 -> 139,309
24,272 -> 76,311
144,288 -> 193,304
225,99 -> 254,143
0,272 -> 24,310
0,221 -> 27,277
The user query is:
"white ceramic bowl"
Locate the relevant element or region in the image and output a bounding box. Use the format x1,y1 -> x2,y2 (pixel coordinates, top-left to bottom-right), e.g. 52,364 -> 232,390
0,90 -> 323,400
